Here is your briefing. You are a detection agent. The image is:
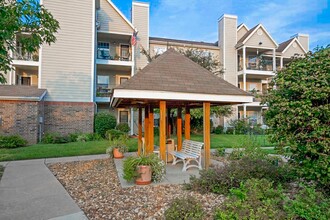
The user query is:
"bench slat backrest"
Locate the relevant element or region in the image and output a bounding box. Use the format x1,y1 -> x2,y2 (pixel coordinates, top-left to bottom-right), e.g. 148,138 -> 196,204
182,140 -> 204,157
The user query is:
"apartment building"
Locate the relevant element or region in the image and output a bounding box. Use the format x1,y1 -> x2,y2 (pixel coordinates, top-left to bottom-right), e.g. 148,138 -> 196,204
0,0 -> 308,143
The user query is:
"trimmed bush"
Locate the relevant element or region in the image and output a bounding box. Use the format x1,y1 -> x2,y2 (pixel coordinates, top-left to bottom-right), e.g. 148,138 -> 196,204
115,123 -> 130,133
0,135 -> 28,148
187,157 -> 295,195
165,196 -> 204,220
214,125 -> 224,134
105,129 -> 125,140
94,112 -> 116,137
214,178 -> 287,220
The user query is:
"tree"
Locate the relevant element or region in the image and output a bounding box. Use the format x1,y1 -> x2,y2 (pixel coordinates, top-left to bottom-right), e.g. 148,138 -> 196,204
263,46 -> 330,189
0,0 -> 60,83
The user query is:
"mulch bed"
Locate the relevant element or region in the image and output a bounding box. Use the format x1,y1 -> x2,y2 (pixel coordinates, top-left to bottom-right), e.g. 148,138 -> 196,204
48,159 -> 224,220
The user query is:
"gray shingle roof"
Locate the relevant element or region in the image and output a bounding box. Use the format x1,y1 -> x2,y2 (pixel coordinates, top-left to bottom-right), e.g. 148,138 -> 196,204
0,85 -> 47,101
149,37 -> 218,47
277,38 -> 295,52
116,48 -> 251,97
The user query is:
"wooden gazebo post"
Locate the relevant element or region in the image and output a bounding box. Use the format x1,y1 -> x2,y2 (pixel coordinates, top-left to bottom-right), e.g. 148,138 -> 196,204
144,107 -> 149,154
148,106 -> 154,153
177,107 -> 182,151
159,101 -> 167,161
185,106 -> 190,140
138,107 -> 142,155
203,102 -> 211,169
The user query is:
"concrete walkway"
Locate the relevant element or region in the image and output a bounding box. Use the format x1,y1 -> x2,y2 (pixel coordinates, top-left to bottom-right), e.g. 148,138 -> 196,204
0,154 -> 108,220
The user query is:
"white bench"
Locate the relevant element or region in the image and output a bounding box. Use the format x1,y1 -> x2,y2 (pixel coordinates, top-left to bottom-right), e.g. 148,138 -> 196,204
169,140 -> 204,171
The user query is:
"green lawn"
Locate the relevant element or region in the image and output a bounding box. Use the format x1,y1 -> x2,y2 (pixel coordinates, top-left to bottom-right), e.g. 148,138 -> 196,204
0,134 -> 273,162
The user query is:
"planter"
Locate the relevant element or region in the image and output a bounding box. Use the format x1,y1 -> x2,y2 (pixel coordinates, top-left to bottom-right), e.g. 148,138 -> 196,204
135,165 -> 152,185
113,148 -> 124,159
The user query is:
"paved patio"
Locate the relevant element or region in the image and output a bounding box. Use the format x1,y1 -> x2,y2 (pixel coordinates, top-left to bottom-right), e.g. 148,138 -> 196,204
114,152 -> 224,188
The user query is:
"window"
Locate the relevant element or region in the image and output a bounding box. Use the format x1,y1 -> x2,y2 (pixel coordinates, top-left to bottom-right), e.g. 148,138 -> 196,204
119,110 -> 129,124
119,76 -> 129,84
97,42 -> 110,59
248,55 -> 257,69
249,83 -> 257,91
97,75 -> 109,88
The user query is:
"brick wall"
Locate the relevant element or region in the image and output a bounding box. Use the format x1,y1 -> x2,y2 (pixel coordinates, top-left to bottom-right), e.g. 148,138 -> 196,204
0,100 -> 41,144
44,101 -> 95,135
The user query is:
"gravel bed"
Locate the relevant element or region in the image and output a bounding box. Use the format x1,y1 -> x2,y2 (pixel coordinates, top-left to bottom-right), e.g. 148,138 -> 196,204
48,159 -> 224,220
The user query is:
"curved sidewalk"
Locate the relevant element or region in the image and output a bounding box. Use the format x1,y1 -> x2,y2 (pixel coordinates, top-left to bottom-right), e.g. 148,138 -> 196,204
0,155 -> 108,220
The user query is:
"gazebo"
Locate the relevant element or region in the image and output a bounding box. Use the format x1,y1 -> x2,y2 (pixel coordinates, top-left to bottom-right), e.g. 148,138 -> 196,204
111,49 -> 253,169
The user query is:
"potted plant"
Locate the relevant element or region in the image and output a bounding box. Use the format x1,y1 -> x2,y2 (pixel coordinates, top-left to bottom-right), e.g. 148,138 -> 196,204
123,153 -> 166,185
106,134 -> 128,159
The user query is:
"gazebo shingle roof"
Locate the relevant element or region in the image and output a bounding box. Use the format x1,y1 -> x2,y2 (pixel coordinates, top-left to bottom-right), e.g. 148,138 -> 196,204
116,48 -> 251,97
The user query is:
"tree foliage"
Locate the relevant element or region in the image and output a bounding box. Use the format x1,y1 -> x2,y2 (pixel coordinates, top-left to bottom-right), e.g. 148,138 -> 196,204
263,46 -> 330,189
0,0 -> 59,83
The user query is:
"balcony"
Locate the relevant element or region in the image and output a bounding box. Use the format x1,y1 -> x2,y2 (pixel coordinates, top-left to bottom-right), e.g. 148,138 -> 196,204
238,55 -> 274,72
13,47 -> 39,61
12,47 -> 39,67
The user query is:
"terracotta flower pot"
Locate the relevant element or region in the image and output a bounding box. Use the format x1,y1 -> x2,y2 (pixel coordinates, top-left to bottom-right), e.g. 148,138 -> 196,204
135,165 -> 152,185
113,148 -> 124,159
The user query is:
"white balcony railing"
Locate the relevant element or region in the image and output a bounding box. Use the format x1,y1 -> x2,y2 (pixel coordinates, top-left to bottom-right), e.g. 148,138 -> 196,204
13,47 -> 39,61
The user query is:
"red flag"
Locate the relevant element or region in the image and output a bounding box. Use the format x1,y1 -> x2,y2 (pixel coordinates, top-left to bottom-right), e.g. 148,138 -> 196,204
131,31 -> 137,46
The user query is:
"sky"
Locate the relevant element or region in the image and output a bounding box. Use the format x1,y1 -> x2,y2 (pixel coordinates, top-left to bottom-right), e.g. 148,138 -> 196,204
111,0 -> 329,50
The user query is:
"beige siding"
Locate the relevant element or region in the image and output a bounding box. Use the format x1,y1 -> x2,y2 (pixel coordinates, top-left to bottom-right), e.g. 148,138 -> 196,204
238,80 -> 262,91
222,17 -> 237,86
42,0 -> 93,102
98,0 -> 133,34
245,27 -> 277,48
132,3 -> 149,72
237,25 -> 248,41
282,42 -> 306,58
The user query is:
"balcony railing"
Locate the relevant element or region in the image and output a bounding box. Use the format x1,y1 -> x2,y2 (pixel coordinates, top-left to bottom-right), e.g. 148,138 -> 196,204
13,47 -> 39,61
238,56 -> 274,71
97,48 -> 132,61
96,84 -> 117,97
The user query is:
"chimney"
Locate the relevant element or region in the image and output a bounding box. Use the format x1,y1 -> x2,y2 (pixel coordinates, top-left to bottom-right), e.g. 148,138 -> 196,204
132,1 -> 149,72
291,33 -> 309,52
218,14 -> 237,85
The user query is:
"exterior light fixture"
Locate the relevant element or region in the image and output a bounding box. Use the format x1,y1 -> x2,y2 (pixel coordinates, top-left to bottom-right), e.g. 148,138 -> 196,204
259,42 -> 263,45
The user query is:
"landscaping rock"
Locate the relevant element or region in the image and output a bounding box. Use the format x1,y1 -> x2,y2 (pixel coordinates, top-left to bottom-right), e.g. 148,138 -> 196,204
48,159 -> 224,219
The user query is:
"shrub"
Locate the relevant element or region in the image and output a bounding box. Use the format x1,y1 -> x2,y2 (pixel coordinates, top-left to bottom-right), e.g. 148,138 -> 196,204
94,112 -> 116,137
187,157 -> 295,195
263,46 -> 330,190
225,127 -> 234,134
105,129 -> 126,140
41,133 -> 70,144
0,135 -> 28,148
77,133 -> 102,142
165,196 -> 204,220
228,118 -> 250,134
284,185 -> 330,219
68,133 -> 80,142
115,123 -> 130,133
154,127 -> 159,136
214,178 -> 287,220
214,125 -> 224,134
